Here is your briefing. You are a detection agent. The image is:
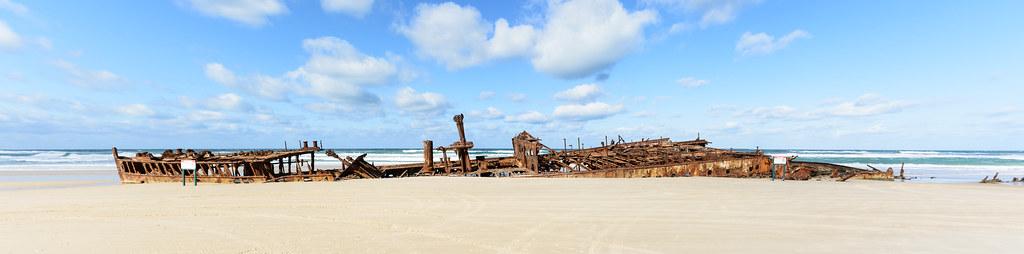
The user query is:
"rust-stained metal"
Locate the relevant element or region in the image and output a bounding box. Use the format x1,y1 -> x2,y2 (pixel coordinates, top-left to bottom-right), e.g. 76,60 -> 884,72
113,140 -> 342,184
114,113 -> 895,184
447,114 -> 474,174
980,172 -> 1003,183
422,140 -> 434,175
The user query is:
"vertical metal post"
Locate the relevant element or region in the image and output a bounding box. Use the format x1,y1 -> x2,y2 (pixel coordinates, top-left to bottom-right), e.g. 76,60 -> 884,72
423,140 -> 434,175
782,160 -> 788,181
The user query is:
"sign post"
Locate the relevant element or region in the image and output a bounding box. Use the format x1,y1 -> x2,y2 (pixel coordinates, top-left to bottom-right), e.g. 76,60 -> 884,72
772,156 -> 787,181
181,159 -> 197,187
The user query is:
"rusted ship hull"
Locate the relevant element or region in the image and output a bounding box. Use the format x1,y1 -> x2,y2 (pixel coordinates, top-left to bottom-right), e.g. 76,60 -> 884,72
113,114 -> 892,184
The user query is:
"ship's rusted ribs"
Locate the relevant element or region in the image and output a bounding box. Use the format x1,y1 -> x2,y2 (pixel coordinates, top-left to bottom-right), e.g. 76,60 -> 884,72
112,139 -> 333,184
326,151 -> 383,179
980,172 -> 1002,183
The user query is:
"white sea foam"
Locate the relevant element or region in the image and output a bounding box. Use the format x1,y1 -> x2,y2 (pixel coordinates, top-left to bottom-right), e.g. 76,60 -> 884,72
770,151 -> 1024,161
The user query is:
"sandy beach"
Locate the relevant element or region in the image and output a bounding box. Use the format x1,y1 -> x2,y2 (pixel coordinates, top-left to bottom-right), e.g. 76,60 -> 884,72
1,177 -> 1021,253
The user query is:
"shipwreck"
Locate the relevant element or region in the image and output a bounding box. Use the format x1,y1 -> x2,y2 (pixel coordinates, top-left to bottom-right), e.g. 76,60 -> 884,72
112,114 -> 895,184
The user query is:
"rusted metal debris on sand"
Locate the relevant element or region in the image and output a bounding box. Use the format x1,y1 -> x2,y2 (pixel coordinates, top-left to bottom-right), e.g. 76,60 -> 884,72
112,114 -> 895,184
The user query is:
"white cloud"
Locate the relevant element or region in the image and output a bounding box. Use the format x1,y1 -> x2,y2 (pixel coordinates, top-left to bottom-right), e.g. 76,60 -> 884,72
554,83 -> 602,101
188,110 -> 226,121
398,2 -> 536,69
553,102 -> 624,121
394,87 -> 449,115
321,0 -> 373,18
185,0 -> 287,26
532,0 -> 657,79
642,0 -> 759,28
469,106 -> 503,119
736,29 -> 810,56
668,22 -> 691,34
204,63 -> 237,85
53,59 -> 124,87
205,93 -> 247,111
291,36 -> 396,104
826,94 -> 910,117
0,0 -> 28,16
398,0 -> 654,79
478,90 -> 496,100
509,93 -> 527,102
677,77 -> 708,88
206,36 -> 396,108
0,20 -> 21,50
504,111 -> 549,124
117,104 -> 155,117
205,63 -> 291,101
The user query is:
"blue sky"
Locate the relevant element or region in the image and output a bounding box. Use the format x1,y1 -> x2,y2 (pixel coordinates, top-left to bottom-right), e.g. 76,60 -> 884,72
1,0 -> 1022,150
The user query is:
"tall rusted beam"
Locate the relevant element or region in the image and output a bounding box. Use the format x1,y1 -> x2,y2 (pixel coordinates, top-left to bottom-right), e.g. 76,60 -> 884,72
448,114 -> 474,174
422,140 -> 434,175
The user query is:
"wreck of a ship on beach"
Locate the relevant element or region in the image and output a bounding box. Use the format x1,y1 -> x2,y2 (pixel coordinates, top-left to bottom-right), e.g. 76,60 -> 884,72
112,114 -> 896,184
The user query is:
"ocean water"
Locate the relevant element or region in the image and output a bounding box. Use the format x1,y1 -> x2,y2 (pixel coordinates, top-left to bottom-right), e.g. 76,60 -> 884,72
1,148 -> 1022,184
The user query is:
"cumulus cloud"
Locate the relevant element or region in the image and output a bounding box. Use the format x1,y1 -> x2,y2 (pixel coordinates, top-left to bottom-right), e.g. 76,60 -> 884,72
677,77 -> 708,88
736,29 -> 810,56
117,104 -> 155,117
0,20 -> 21,50
184,0 -> 287,26
554,83 -> 602,101
289,36 -> 396,104
398,0 -> 655,79
398,2 -> 536,70
553,102 -> 624,121
204,63 -> 236,85
504,111 -> 549,124
321,0 -> 373,18
53,59 -> 124,88
204,63 -> 291,101
532,0 -> 657,79
642,0 -> 759,28
394,87 -> 449,115
206,36 -> 396,109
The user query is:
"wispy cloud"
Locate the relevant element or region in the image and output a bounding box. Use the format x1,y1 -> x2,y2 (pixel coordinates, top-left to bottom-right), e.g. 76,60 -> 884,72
320,0 -> 373,18
736,29 -> 810,56
52,59 -> 124,88
677,77 -> 709,88
183,0 -> 287,27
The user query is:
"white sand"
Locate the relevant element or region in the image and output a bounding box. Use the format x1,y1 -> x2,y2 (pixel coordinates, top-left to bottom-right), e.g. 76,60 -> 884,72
1,177 -> 1021,253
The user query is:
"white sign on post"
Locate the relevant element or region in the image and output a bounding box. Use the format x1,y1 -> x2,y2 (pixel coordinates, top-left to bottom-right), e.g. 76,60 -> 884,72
772,156 -> 787,165
181,159 -> 197,186
181,160 -> 197,171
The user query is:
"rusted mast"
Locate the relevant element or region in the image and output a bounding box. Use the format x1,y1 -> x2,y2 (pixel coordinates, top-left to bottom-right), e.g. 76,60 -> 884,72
448,114 -> 474,174
422,140 -> 434,175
